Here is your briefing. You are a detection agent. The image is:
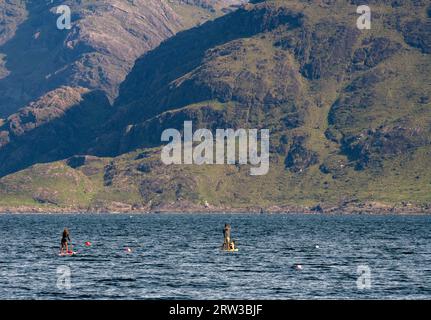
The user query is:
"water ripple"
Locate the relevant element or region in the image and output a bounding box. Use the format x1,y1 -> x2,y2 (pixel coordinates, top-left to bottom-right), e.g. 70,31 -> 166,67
0,213 -> 430,299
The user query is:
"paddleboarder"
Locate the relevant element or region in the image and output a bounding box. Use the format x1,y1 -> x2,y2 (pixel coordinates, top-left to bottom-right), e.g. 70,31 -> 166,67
222,224 -> 231,250
60,228 -> 71,255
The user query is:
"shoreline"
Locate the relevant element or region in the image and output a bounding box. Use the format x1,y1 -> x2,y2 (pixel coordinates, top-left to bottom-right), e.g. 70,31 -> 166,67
1,202 -> 430,215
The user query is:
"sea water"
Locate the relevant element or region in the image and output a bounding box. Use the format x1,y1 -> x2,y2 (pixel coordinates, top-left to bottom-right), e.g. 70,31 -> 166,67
0,213 -> 430,299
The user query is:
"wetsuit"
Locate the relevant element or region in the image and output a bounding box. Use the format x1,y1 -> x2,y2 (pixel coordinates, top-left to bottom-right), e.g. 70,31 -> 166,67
61,234 -> 70,246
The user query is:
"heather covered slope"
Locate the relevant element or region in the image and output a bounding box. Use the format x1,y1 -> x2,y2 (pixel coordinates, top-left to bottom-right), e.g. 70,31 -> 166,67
0,0 -> 430,213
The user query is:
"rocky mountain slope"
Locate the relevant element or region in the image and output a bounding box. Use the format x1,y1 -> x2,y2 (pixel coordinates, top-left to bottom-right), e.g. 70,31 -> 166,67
0,0 -> 243,117
0,0 -> 244,176
0,0 -> 430,213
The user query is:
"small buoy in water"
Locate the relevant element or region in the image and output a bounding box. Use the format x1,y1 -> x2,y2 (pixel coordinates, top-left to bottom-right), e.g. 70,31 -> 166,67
85,241 -> 92,247
125,247 -> 132,253
293,264 -> 303,270
315,245 -> 320,249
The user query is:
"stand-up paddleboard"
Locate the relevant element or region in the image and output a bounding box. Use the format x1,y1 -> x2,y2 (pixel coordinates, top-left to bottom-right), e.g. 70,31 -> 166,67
59,251 -> 77,257
223,248 -> 239,252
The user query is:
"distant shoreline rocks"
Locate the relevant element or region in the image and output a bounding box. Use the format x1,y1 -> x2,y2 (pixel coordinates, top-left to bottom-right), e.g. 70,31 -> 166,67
1,201 -> 430,215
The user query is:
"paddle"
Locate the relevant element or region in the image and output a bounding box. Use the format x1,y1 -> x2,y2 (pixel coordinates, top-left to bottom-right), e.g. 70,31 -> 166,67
69,239 -> 74,254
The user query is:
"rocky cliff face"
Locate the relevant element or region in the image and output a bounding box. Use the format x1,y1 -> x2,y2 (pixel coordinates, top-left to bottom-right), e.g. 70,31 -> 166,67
0,86 -> 111,176
0,0 -> 241,116
0,0 -> 243,176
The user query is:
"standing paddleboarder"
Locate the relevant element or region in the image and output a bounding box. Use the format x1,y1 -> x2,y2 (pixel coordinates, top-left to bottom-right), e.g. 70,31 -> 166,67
222,224 -> 231,250
60,228 -> 71,254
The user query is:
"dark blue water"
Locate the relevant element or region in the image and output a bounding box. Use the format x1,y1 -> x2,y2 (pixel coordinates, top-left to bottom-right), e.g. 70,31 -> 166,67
0,214 -> 430,300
